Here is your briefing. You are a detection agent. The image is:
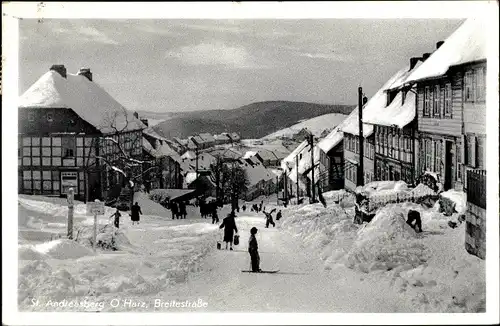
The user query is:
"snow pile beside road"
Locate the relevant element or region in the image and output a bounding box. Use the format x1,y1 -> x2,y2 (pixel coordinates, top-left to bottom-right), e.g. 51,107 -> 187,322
34,239 -> 95,260
280,203 -> 360,269
19,219 -> 220,311
345,205 -> 429,273
440,190 -> 467,215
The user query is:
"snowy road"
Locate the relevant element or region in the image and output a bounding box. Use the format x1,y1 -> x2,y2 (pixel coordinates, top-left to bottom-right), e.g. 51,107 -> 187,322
161,213 -> 411,313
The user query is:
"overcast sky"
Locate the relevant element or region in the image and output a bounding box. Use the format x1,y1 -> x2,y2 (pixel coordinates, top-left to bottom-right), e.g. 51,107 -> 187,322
19,19 -> 464,112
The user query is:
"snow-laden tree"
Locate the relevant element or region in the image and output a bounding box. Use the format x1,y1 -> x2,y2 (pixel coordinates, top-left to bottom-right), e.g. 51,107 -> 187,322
95,109 -> 157,206
209,156 -> 231,206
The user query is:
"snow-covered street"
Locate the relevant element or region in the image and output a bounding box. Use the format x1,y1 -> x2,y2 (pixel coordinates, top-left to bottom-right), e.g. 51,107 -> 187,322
17,190 -> 485,313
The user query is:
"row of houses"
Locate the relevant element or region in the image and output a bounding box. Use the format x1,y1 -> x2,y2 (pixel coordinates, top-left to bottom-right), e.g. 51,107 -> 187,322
285,18 -> 487,202
176,132 -> 241,152
18,65 -> 185,202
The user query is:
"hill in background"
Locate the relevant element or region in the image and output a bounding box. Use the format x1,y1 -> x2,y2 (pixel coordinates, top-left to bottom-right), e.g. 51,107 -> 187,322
149,101 -> 354,139
262,112 -> 348,140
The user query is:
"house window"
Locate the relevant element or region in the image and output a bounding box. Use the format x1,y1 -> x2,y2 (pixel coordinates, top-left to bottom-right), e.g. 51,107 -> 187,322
465,70 -> 475,102
434,141 -> 441,174
476,136 -> 485,168
28,112 -> 35,122
433,85 -> 440,117
466,135 -> 477,167
62,137 -> 76,158
444,83 -> 452,117
475,67 -> 486,102
425,139 -> 432,170
423,86 -> 431,117
46,113 -> 53,122
388,133 -> 393,157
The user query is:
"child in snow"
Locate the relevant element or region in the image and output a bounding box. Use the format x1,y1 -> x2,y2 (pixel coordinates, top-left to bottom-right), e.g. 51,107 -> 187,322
407,209 -> 422,233
110,208 -> 121,228
276,210 -> 282,221
263,208 -> 276,228
248,227 -> 261,272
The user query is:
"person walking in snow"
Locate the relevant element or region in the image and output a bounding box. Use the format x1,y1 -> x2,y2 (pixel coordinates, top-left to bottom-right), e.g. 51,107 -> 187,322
179,201 -> 187,219
211,207 -> 219,224
219,213 -> 238,250
170,201 -> 178,220
263,208 -> 276,228
110,208 -> 121,228
248,227 -> 261,272
131,202 -> 142,225
259,200 -> 264,212
276,210 -> 282,221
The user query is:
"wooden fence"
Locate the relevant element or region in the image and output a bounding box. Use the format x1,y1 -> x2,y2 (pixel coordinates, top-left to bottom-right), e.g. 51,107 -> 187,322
466,169 -> 486,209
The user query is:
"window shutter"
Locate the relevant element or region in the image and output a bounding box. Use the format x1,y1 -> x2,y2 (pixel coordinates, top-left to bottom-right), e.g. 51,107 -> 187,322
470,136 -> 477,168
460,135 -> 466,165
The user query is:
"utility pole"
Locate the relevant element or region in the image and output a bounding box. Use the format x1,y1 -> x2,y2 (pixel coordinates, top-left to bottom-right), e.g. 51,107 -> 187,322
310,133 -> 316,203
284,169 -> 288,206
358,86 -> 365,187
296,155 -> 299,204
195,145 -> 199,192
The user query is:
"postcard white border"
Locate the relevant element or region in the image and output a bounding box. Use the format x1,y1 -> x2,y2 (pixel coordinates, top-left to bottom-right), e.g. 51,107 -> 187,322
2,1 -> 499,325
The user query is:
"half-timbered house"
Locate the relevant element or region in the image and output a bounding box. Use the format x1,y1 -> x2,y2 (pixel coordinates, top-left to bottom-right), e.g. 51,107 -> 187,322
18,65 -> 144,201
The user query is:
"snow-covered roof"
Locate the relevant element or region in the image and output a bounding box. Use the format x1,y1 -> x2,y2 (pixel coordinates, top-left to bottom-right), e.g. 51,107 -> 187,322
19,70 -> 144,134
214,133 -> 231,141
297,145 -> 321,175
363,89 -> 416,128
281,140 -> 309,171
143,126 -> 167,141
229,132 -> 240,141
341,66 -> 409,137
198,133 -> 215,143
405,18 -> 487,84
243,151 -> 258,159
254,148 -> 280,162
243,162 -> 276,187
181,151 -> 196,160
317,127 -> 343,153
143,137 -> 182,163
184,172 -> 198,185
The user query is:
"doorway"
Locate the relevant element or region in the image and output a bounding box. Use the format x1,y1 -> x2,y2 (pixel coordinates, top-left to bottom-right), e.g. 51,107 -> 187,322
444,141 -> 453,190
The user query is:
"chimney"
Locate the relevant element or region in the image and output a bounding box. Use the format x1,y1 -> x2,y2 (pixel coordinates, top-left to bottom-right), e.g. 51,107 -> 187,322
409,57 -> 422,70
77,67 -> 92,81
436,41 -> 444,49
50,64 -> 67,78
422,53 -> 431,61
133,111 -> 139,119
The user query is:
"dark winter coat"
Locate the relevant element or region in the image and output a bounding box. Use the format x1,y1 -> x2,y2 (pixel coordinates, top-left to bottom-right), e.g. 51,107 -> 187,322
219,216 -> 238,242
179,202 -> 187,215
248,234 -> 258,252
171,202 -> 178,214
131,204 -> 142,221
276,211 -> 282,221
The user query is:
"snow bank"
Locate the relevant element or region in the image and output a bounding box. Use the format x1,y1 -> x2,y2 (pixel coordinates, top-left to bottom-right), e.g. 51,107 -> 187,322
280,196 -> 485,312
281,202 -> 360,269
19,245 -> 49,261
346,205 -> 429,273
440,190 -> 467,215
34,239 -> 95,260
